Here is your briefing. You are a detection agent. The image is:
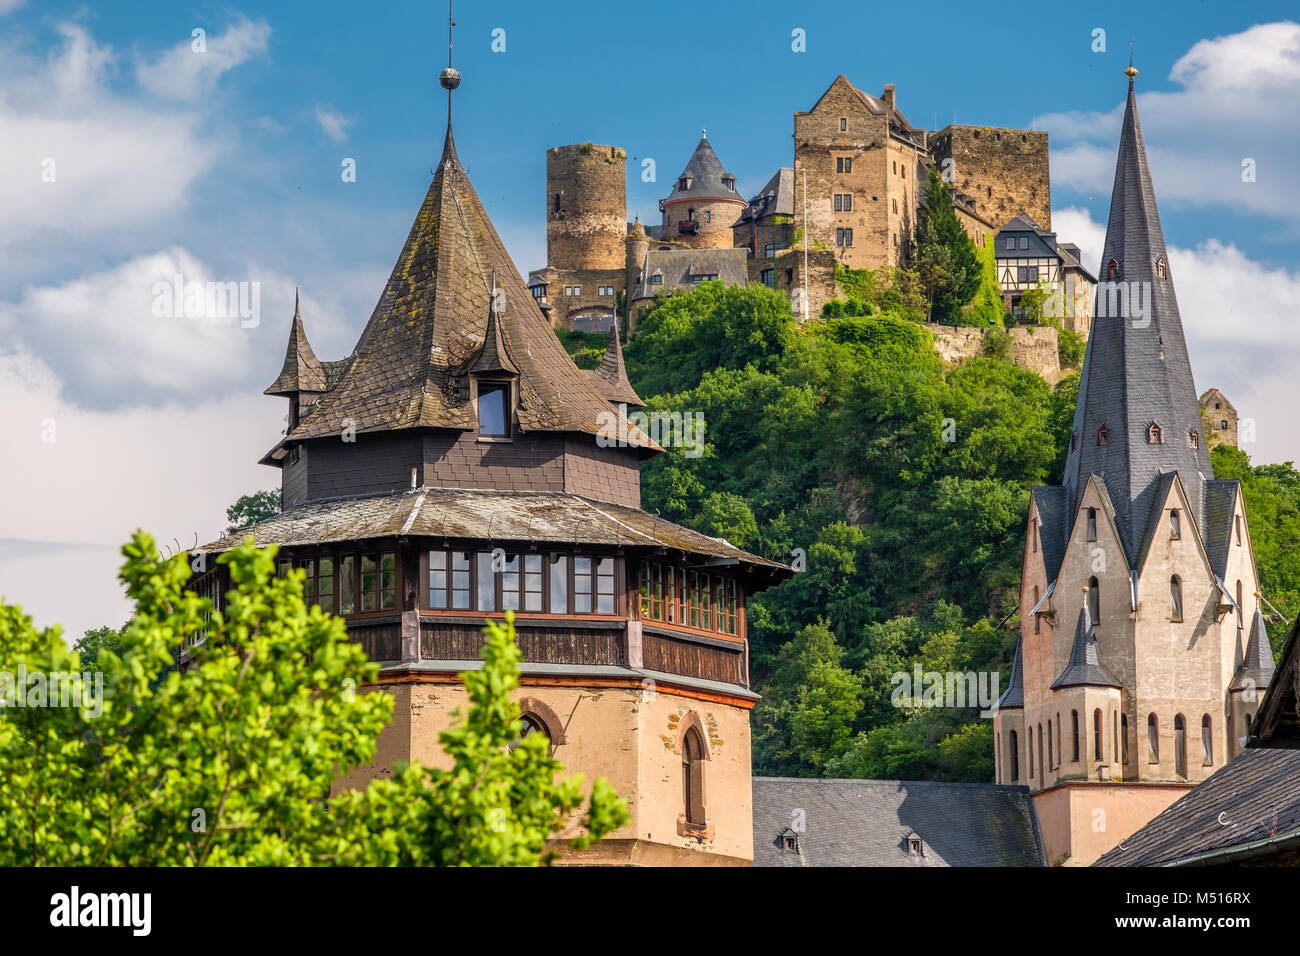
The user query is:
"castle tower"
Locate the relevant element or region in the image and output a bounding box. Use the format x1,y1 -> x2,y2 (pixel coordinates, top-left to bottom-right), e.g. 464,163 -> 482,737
194,74 -> 791,866
546,144 -> 627,270
659,132 -> 746,250
992,67 -> 1269,866
625,217 -> 649,332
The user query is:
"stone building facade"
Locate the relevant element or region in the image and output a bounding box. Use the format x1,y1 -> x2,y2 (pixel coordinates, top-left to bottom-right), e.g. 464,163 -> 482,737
929,124 -> 1052,233
995,214 -> 1096,334
1199,388 -> 1238,448
992,70 -> 1272,867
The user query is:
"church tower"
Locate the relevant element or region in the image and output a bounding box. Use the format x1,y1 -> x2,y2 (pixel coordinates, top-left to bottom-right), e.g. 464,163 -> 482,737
992,66 -> 1273,865
193,64 -> 791,865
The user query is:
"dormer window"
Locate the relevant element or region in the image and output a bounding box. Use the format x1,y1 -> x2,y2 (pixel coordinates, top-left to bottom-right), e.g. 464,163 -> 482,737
1098,426 -> 1109,446
477,382 -> 509,437
1147,423 -> 1162,444
722,177 -> 735,191
906,833 -> 924,857
781,832 -> 799,853
1070,430 -> 1076,452
1157,258 -> 1167,279
1189,429 -> 1199,449
1108,259 -> 1119,280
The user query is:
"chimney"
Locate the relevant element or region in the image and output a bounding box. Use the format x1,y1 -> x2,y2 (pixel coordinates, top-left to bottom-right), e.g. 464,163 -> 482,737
882,84 -> 895,108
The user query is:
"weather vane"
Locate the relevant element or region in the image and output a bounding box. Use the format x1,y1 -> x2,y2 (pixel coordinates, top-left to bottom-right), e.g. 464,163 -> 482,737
1126,42 -> 1138,85
439,0 -> 460,125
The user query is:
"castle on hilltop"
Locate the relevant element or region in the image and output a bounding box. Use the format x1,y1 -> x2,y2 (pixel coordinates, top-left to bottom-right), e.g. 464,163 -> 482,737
530,75 -> 1080,332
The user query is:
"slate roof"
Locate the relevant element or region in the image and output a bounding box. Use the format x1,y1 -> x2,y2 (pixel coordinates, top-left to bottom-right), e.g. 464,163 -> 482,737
1030,486 -> 1069,584
1093,748 -> 1300,866
630,248 -> 750,301
1051,601 -> 1121,689
580,322 -> 642,407
662,135 -> 744,206
265,292 -> 327,395
1231,607 -> 1277,692
197,486 -> 791,571
1250,611 -> 1299,748
280,127 -> 636,446
751,778 -> 1045,866
733,167 -> 794,227
996,637 -> 1025,709
1061,75 -> 1215,573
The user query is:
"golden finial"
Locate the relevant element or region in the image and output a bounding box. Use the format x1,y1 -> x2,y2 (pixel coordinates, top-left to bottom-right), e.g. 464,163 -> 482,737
1126,43 -> 1138,84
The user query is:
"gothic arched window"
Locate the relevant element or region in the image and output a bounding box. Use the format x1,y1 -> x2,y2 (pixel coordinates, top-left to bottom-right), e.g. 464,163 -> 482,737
1170,575 -> 1183,623
1087,508 -> 1098,542
1107,258 -> 1119,280
1047,718 -> 1054,769
1071,710 -> 1080,762
1148,713 -> 1159,762
1174,714 -> 1187,778
1156,258 -> 1167,279
1147,423 -> 1162,444
1094,708 -> 1103,762
1088,578 -> 1100,623
1098,426 -> 1109,446
1189,429 -> 1199,449
1009,730 -> 1019,781
1121,713 -> 1129,764
1202,714 -> 1213,765
682,726 -> 707,826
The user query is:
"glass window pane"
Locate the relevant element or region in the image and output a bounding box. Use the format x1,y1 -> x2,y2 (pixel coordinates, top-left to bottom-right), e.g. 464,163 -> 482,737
596,557 -> 615,614
502,554 -> 520,611
524,554 -> 543,611
574,556 -> 592,613
452,551 -> 471,609
318,557 -> 334,613
361,555 -> 377,611
339,556 -> 355,614
550,554 -> 568,613
380,552 -> 396,609
478,383 -> 508,436
477,551 -> 496,611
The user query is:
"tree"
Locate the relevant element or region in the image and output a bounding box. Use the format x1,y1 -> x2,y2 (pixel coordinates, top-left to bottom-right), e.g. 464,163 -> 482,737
73,622 -> 127,671
225,489 -> 281,534
0,533 -> 626,865
913,166 -> 981,325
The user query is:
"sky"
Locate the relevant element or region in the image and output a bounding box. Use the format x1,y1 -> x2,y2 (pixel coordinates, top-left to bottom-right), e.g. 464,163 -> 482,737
1,0 -> 1299,639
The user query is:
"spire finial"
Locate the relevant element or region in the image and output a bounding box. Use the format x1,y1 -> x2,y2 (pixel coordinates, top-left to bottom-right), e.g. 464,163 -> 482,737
701,127 -> 707,139
294,287 -> 300,317
1125,43 -> 1138,88
439,1 -> 460,127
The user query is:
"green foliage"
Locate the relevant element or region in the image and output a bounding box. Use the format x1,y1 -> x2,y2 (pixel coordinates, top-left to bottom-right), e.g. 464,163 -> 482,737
963,234 -> 1006,328
1015,282 -> 1054,326
820,296 -> 872,318
225,489 -> 281,534
818,314 -> 933,354
913,166 -> 982,324
0,535 -> 625,865
983,328 -> 1012,361
555,328 -> 610,357
624,282 -> 797,396
1058,328 -> 1086,369
73,622 -> 127,672
1211,445 -> 1300,651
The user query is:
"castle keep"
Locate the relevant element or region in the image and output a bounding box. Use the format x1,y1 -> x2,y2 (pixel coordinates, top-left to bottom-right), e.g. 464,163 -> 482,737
193,76 -> 793,865
991,69 -> 1272,866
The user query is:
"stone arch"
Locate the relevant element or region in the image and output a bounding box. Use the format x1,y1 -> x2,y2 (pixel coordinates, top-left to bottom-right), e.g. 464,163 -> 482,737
674,710 -> 712,760
516,695 -> 566,745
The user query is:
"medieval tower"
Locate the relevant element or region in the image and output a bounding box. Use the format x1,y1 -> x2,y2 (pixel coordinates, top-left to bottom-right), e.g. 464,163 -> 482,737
992,66 -> 1274,866
658,133 -> 746,250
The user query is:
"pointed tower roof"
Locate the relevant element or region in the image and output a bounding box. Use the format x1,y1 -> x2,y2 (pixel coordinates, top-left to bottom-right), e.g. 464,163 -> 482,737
1062,68 -> 1213,569
662,132 -> 744,206
1232,604 -> 1277,691
582,322 -> 642,407
284,127 -> 650,447
1052,594 -> 1121,690
265,291 -> 328,395
995,637 -> 1025,709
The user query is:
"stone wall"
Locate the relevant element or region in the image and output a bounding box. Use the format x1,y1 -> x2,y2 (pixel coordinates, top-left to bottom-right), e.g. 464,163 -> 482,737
546,144 -> 627,271
930,324 -> 1062,384
930,125 -> 1051,232
661,197 -> 747,250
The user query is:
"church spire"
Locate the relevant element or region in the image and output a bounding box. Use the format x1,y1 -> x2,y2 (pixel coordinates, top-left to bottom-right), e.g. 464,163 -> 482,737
1062,66 -> 1211,570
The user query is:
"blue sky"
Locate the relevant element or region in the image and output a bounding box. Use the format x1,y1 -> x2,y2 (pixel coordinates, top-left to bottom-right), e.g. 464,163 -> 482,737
1,0 -> 1299,636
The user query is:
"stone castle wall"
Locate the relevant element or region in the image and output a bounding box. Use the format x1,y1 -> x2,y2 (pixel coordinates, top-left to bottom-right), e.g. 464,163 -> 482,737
931,324 -> 1062,383
547,144 -> 627,271
930,125 -> 1051,232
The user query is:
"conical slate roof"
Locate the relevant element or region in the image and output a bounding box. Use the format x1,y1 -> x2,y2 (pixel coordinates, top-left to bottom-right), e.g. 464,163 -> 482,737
582,322 -> 642,407
286,127 -> 648,446
1051,598 -> 1121,690
1062,72 -> 1213,570
995,637 -> 1024,709
1232,606 -> 1277,692
662,134 -> 743,206
265,292 -> 327,395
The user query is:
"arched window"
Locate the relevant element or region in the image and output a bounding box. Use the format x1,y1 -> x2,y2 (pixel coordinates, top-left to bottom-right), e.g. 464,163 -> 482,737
1113,711 -> 1119,766
1087,508 -> 1097,542
1174,714 -> 1187,778
1121,714 -> 1129,764
1098,426 -> 1109,446
1170,509 -> 1181,539
682,726 -> 707,826
1038,723 -> 1045,782
1070,430 -> 1077,452
1028,725 -> 1035,778
1071,710 -> 1080,762
1189,429 -> 1199,449
996,731 -> 1002,782
1056,715 -> 1062,767
509,713 -> 547,751
1201,714 -> 1213,765
1009,730 -> 1019,781
1088,578 -> 1100,624
1148,713 -> 1159,762
1147,423 -> 1162,444
1156,258 -> 1167,279
1093,708 -> 1103,762
1107,259 -> 1119,280
1236,580 -> 1244,638
1048,718 -> 1054,769
1245,713 -> 1252,738
1033,585 -> 1041,634
1170,575 -> 1183,623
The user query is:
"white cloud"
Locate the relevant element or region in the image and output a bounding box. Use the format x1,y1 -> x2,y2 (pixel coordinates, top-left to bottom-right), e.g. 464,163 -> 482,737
136,16 -> 271,102
1053,206 -> 1300,466
1037,22 -> 1300,226
0,349 -> 282,641
314,104 -> 353,142
0,0 -> 25,14
0,248 -> 296,409
0,24 -> 223,248
256,115 -> 286,134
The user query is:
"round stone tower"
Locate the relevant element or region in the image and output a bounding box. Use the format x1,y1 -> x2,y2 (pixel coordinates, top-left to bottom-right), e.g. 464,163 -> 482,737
625,218 -> 649,304
546,144 -> 627,271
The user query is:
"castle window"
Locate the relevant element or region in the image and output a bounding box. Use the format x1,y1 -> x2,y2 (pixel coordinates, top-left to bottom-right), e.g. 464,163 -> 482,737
530,284 -> 545,299
1094,708 -> 1103,762
1236,580 -> 1244,637
477,382 -> 509,437
1031,517 -> 1038,553
678,177 -> 688,191
1189,429 -> 1199,449
1108,259 -> 1119,280
1009,730 -> 1019,781
1245,713 -> 1252,738
1235,516 -> 1243,546
1113,711 -> 1119,766
1170,575 -> 1183,622
764,242 -> 779,258
783,832 -> 799,852
1071,710 -> 1080,762
1033,585 -> 1040,634
553,193 -> 560,212
840,117 -> 846,131
1147,423 -> 1162,444
1147,713 -> 1159,763
1088,578 -> 1100,623
901,165 -> 905,180
1170,509 -> 1181,539
317,557 -> 335,613
1157,258 -> 1167,279
1019,237 -> 1029,251
573,285 -> 581,297
722,178 -> 735,191
509,714 -> 546,751
1056,716 -> 1062,767
1038,724 -> 1044,780
1220,419 -> 1228,430
339,555 -> 356,614
704,210 -> 711,223
1098,426 -> 1109,446
1121,714 -> 1129,764
1028,725 -> 1034,778
683,726 -> 707,826
1047,718 -> 1054,768
476,551 -> 496,612
1087,508 -> 1097,542
298,558 -> 317,607
1174,714 -> 1187,778
1202,715 -> 1213,765
650,274 -> 663,286
1018,267 -> 1029,283
892,199 -> 898,214
549,554 -> 568,613
834,194 -> 842,211
564,286 -> 572,296
360,551 -> 397,612
1005,237 -> 1014,251
892,161 -> 897,175
1028,267 -> 1038,282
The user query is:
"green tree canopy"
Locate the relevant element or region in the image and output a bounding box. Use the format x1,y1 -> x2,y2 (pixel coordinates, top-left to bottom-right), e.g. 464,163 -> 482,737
913,166 -> 982,325
225,489 -> 281,534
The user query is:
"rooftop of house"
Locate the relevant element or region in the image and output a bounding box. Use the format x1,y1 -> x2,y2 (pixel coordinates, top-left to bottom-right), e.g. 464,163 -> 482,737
733,167 -> 794,228
630,247 -> 750,302
661,133 -> 744,207
752,777 -> 1045,866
